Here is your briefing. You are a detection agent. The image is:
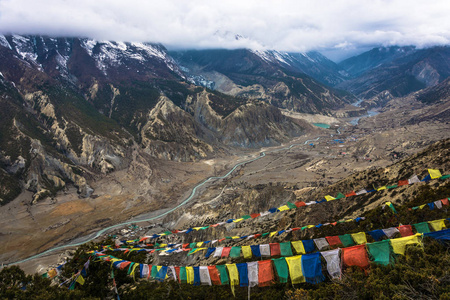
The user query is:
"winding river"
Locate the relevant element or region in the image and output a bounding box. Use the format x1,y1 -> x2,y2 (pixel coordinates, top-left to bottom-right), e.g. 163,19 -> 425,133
8,136 -> 321,266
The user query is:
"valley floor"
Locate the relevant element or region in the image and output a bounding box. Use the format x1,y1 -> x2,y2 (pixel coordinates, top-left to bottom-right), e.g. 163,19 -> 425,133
1,98 -> 449,275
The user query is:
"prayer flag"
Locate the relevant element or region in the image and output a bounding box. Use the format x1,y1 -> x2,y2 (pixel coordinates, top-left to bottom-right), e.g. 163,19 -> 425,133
390,233 -> 423,255
208,266 -> 221,285
291,241 -> 306,254
366,240 -> 394,265
321,249 -> 341,279
270,243 -> 281,256
413,222 -> 431,234
339,234 -> 356,247
398,225 -> 414,237
216,265 -> 229,285
272,257 -> 289,283
301,252 -> 325,284
428,169 -> 442,179
342,244 -> 370,270
247,262 -> 258,287
280,242 -> 293,257
428,219 -> 447,231
351,232 -> 367,245
285,255 -> 305,284
226,264 -> 239,286
368,229 -> 386,241
251,245 -> 261,257
199,266 -> 211,286
314,238 -> 329,250
236,263 -> 248,287
258,260 -> 274,287
326,236 -> 342,247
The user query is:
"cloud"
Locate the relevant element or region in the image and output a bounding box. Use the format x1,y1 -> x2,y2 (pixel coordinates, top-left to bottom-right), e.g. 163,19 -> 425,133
0,0 -> 449,58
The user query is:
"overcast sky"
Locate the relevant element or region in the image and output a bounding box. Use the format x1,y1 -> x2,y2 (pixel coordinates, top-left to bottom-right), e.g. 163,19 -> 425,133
0,0 -> 449,61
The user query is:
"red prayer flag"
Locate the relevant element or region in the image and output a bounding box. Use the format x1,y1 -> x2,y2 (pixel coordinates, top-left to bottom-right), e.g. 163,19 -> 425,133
250,213 -> 261,218
295,201 -> 306,207
210,224 -> 220,227
398,180 -> 409,186
208,266 -> 221,285
326,236 -> 342,247
221,247 -> 231,258
269,243 -> 281,256
442,198 -> 449,206
182,243 -> 189,249
342,244 -> 370,270
174,266 -> 180,283
291,228 -> 300,231
398,225 -> 414,237
345,191 -> 357,197
218,238 -> 226,242
258,260 -> 274,287
254,234 -> 262,238
119,261 -> 131,270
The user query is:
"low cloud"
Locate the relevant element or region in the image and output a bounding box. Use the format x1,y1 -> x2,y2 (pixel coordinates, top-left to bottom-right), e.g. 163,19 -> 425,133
0,0 -> 449,59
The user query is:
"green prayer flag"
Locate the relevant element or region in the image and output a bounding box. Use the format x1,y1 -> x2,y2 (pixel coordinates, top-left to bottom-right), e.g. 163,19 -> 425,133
280,242 -> 293,257
335,192 -> 345,199
179,267 -> 187,283
127,262 -> 135,275
301,226 -> 308,230
216,265 -> 229,285
287,202 -> 297,209
187,248 -> 197,255
111,269 -> 114,279
200,226 -> 209,230
163,231 -> 172,235
366,240 -> 394,265
412,206 -> 419,210
262,232 -> 270,237
439,174 -> 450,180
339,234 -> 356,247
387,184 -> 398,189
272,257 -> 289,283
413,222 -> 431,234
230,246 -> 241,258
150,265 -> 158,279
242,215 -> 251,220
225,236 -> 232,239
189,243 -> 196,249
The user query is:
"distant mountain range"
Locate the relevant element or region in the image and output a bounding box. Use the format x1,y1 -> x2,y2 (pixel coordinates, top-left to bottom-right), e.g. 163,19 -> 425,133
0,34 -> 449,205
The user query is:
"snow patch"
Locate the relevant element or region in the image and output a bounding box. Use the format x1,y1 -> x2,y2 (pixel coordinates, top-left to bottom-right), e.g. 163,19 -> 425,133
0,35 -> 11,49
81,39 -> 97,56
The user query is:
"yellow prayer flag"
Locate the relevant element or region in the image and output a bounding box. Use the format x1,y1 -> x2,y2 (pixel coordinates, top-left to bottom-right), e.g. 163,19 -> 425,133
186,267 -> 194,284
76,275 -> 85,285
307,225 -> 315,228
226,264 -> 239,286
270,231 -> 278,237
191,248 -> 207,254
233,218 -> 244,223
47,269 -> 57,278
377,186 -> 387,191
345,219 -> 354,222
196,242 -> 203,248
285,255 -> 305,284
130,263 -> 139,278
351,232 -> 367,245
428,219 -> 446,231
242,246 -> 252,259
390,233 -> 423,255
291,241 -> 306,254
278,205 -> 290,211
231,236 -> 240,239
325,195 -> 336,201
419,204 -> 427,209
193,227 -> 202,231
428,169 -> 442,179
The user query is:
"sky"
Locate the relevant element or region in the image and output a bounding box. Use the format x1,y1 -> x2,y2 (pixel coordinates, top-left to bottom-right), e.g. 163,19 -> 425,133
0,0 -> 449,61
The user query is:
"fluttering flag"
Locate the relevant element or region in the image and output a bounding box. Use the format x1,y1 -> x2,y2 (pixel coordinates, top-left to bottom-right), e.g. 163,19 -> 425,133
236,263 -> 248,287
398,225 -> 414,237
390,233 -> 423,255
325,195 -> 336,201
428,169 -> 442,179
216,265 -> 229,285
258,260 -> 274,287
247,262 -> 259,287
339,234 -> 356,247
301,252 -> 325,284
413,222 -> 431,234
291,241 -> 306,254
76,275 -> 85,285
270,243 -> 281,256
280,242 -> 293,257
342,244 -> 370,270
321,249 -> 341,279
367,230 -> 386,241
199,266 -> 212,286
285,255 -> 305,284
326,236 -> 342,247
272,257 -> 289,283
366,240 -> 394,266
385,202 -> 397,214
313,238 -> 329,251
208,266 -> 221,285
428,219 -> 447,232
351,232 -> 367,245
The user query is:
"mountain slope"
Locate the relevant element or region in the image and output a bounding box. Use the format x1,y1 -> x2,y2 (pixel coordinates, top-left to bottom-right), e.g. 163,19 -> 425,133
171,49 -> 356,115
0,35 -> 309,205
337,46 -> 450,104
